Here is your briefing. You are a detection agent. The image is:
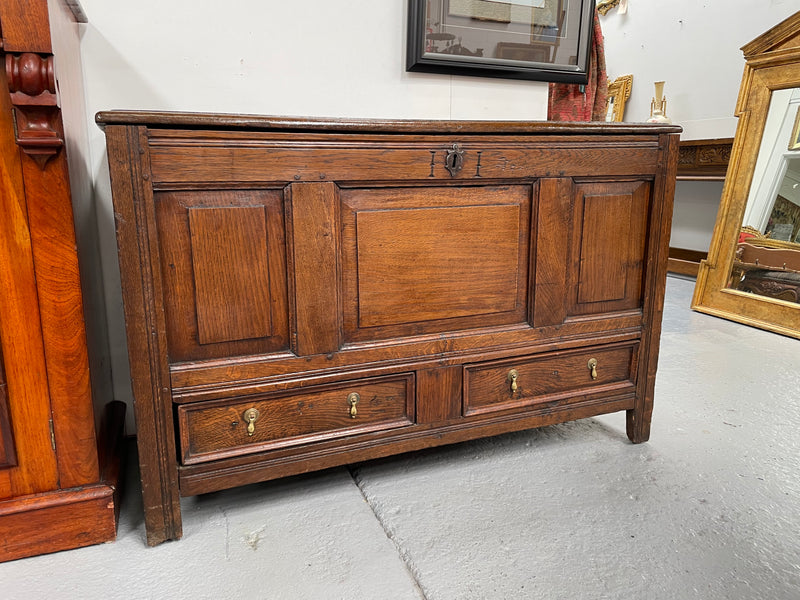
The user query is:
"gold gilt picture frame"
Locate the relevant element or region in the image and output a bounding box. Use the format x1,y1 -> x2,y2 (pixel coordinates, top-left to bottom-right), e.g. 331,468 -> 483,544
605,74 -> 633,122
790,105 -> 800,150
692,11 -> 800,338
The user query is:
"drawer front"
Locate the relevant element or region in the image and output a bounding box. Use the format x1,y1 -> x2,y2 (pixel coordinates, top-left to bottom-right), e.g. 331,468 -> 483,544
178,374 -> 415,464
147,136 -> 661,184
464,342 -> 638,416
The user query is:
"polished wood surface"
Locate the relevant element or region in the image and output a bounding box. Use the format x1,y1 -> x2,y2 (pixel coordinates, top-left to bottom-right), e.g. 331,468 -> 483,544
0,0 -> 123,562
102,112 -> 680,545
0,51 -> 60,501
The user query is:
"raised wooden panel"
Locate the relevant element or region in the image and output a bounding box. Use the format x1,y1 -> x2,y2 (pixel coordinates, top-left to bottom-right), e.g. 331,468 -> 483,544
569,181 -> 650,316
188,206 -> 272,345
0,347 -> 17,469
155,190 -> 289,362
356,205 -> 519,325
341,185 -> 531,342
577,195 -> 631,303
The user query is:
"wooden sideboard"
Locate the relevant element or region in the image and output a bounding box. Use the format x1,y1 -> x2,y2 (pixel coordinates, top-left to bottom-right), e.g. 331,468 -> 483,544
667,137 -> 734,277
99,112 -> 680,545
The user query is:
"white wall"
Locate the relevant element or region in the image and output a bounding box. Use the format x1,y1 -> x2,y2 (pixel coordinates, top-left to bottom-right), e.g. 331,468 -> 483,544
600,0 -> 798,138
74,1 -> 800,423
599,1 -> 799,253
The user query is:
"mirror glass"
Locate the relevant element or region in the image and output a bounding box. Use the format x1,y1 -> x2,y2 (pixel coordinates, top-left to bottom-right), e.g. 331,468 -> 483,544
726,87 -> 800,304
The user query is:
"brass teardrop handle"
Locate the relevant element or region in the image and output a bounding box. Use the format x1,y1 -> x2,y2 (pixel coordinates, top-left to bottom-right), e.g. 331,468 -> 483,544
244,408 -> 260,436
347,392 -> 360,418
588,358 -> 598,380
507,369 -> 518,394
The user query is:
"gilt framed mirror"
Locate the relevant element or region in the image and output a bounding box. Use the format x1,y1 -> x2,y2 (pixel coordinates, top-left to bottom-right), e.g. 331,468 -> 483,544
692,11 -> 800,339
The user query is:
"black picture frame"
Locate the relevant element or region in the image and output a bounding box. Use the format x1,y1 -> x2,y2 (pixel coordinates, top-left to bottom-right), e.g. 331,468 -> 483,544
407,0 -> 595,84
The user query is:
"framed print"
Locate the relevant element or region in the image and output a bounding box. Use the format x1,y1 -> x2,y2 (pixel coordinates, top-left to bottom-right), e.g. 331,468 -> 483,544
407,0 -> 595,84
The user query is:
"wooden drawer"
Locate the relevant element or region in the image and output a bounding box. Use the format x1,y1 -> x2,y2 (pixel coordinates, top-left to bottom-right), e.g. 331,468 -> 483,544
178,374 -> 415,464
464,342 -> 638,416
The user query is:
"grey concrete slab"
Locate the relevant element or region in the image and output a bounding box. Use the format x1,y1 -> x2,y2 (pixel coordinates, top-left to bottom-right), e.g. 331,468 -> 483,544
353,277 -> 800,599
1,277 -> 798,600
1,463 -> 423,600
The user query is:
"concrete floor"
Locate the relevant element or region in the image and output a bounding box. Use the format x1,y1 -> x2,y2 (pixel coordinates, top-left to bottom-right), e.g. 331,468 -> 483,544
2,276 -> 799,599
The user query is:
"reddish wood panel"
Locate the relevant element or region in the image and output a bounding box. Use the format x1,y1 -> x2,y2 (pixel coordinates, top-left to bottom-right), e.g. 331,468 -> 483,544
341,185 -> 531,341
20,138 -> 99,489
0,62 -> 59,500
155,189 -> 289,362
0,0 -> 122,559
0,0 -> 52,52
464,342 -> 637,416
188,206 -> 273,345
569,181 -> 650,317
179,374 -> 414,464
0,485 -> 116,562
288,182 -> 341,356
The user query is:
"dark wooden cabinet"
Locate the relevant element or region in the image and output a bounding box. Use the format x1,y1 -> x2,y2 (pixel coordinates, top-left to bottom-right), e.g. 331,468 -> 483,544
100,112 -> 680,546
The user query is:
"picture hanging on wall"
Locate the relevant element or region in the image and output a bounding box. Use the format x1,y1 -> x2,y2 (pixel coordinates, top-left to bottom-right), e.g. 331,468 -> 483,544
407,0 -> 594,83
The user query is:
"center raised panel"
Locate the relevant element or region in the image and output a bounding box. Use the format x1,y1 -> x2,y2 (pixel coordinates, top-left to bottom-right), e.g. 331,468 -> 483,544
340,185 -> 532,342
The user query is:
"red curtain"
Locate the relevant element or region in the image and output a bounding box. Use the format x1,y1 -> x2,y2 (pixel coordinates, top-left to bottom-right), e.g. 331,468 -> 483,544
547,8 -> 608,121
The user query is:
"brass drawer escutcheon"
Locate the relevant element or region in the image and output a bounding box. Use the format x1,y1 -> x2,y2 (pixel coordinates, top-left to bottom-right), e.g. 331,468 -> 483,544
444,143 -> 465,177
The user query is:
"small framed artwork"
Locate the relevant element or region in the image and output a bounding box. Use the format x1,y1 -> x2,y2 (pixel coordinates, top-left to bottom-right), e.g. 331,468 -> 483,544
789,106 -> 800,151
406,0 -> 595,84
604,74 -> 633,122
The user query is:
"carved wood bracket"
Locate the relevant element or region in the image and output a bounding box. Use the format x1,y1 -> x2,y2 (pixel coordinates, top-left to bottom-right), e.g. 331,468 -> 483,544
5,53 -> 63,169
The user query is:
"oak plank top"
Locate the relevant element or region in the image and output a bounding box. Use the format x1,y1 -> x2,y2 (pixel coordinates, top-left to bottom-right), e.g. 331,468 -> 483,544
96,110 -> 682,135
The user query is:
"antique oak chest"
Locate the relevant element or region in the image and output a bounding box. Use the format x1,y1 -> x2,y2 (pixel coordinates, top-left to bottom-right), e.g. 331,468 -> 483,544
98,112 -> 680,545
